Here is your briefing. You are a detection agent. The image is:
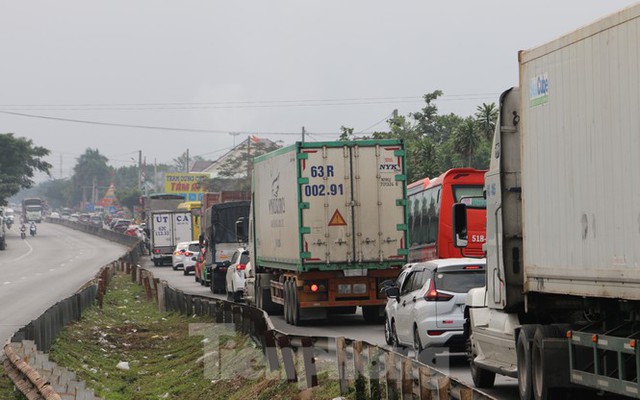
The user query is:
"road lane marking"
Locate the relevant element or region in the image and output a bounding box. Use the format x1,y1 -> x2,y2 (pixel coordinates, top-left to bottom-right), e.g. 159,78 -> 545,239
9,239 -> 33,263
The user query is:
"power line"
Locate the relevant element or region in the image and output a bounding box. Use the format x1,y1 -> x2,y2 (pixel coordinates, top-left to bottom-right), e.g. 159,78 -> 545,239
0,110 -> 331,135
0,93 -> 499,109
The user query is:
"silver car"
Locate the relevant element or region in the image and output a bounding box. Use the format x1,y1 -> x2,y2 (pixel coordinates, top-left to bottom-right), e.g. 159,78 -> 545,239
383,258 -> 486,356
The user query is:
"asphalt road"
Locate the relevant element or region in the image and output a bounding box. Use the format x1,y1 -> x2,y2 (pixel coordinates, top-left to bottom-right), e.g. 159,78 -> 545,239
146,259 -> 519,399
0,222 -> 127,343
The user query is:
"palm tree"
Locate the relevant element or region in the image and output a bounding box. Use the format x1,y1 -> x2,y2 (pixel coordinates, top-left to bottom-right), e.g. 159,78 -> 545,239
452,118 -> 482,167
474,102 -> 498,141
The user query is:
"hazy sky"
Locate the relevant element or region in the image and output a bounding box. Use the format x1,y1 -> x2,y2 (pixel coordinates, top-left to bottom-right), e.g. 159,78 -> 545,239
1,1 -> 637,180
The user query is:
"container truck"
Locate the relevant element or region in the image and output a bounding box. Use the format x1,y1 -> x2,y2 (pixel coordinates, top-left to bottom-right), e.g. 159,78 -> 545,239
203,200 -> 250,294
239,140 -> 408,325
150,210 -> 193,266
453,5 -> 640,399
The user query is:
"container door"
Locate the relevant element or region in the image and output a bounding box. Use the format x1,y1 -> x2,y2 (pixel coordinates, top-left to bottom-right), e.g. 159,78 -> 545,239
300,145 -> 352,264
152,213 -> 173,247
173,212 -> 192,244
353,144 -> 406,262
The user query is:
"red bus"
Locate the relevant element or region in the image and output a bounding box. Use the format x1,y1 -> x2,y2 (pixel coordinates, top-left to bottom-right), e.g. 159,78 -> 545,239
407,168 -> 486,262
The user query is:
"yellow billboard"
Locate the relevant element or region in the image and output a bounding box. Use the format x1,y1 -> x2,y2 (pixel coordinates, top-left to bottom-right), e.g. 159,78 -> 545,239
164,173 -> 209,201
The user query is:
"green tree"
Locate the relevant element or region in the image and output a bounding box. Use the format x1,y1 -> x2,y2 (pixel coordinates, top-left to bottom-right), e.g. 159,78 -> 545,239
71,149 -> 111,205
115,187 -> 142,215
475,102 -> 498,140
0,133 -> 51,205
452,118 -> 482,167
39,179 -> 73,210
173,151 -> 205,173
214,138 -> 282,191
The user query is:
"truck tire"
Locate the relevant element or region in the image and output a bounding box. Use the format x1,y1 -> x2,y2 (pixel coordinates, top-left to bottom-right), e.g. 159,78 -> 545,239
290,281 -> 300,326
362,305 -> 384,324
466,319 -> 495,388
284,280 -> 292,324
517,325 -> 540,400
0,238 -> 5,251
532,325 -> 567,400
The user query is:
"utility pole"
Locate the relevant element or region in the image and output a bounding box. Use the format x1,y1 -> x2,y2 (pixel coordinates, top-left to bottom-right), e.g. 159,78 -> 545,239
246,136 -> 252,180
186,148 -> 190,173
154,158 -> 158,193
302,126 -> 306,143
229,132 -> 241,147
138,150 -> 142,192
59,154 -> 63,179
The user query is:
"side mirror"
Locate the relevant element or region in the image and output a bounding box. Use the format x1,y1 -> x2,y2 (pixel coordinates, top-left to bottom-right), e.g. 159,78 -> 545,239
378,279 -> 395,293
452,202 -> 468,248
384,286 -> 400,300
235,217 -> 248,243
223,260 -> 231,267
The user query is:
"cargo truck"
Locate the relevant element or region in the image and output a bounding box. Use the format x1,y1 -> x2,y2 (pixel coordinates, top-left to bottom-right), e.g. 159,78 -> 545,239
239,140 -> 408,325
150,210 -> 193,266
203,200 -> 250,294
22,198 -> 43,223
453,5 -> 640,399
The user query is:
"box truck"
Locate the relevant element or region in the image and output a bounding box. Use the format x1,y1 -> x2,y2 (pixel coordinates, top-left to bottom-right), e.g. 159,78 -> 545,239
240,140 -> 408,325
454,5 -> 640,399
150,210 -> 193,266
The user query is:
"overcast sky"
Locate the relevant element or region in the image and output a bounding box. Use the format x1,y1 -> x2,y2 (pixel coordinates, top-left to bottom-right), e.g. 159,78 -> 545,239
1,1 -> 638,180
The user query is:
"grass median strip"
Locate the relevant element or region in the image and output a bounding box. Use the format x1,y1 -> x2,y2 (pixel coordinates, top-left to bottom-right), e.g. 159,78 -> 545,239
37,273 -> 349,400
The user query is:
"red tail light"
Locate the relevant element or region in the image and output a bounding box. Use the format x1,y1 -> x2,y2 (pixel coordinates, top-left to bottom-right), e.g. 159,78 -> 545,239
236,263 -> 246,271
427,330 -> 445,336
154,249 -> 161,254
184,252 -> 193,257
310,284 -> 319,292
424,279 -> 453,302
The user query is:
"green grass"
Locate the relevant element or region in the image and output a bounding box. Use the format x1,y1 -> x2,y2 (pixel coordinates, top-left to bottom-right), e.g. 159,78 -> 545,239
32,273 -> 353,400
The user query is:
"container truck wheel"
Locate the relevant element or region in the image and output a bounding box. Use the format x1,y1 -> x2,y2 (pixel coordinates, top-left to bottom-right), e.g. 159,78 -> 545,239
283,280 -> 292,324
290,283 -> 300,326
532,325 -> 567,400
517,325 -> 540,400
384,316 -> 395,346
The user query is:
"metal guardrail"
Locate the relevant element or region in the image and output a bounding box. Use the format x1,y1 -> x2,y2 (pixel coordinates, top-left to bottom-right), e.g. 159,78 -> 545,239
4,219 -> 495,400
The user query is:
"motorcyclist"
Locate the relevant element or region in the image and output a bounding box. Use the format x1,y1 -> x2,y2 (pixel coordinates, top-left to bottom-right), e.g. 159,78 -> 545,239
29,221 -> 37,236
20,223 -> 26,238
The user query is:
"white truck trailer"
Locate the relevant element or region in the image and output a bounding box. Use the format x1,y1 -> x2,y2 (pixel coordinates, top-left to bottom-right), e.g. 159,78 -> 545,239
453,5 -> 640,399
150,210 -> 193,266
241,139 -> 408,325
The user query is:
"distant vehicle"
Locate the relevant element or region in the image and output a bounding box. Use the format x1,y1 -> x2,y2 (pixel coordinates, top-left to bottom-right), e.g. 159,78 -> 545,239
194,241 -> 208,286
22,198 -> 43,223
50,212 -> 60,219
79,213 -> 91,224
177,201 -> 202,242
60,211 -> 70,220
29,222 -> 37,237
69,214 -> 79,222
150,211 -> 192,266
225,248 -> 249,302
89,215 -> 103,227
171,241 -> 199,274
383,258 -> 486,355
112,219 -> 131,233
0,208 -> 6,250
407,169 -> 486,262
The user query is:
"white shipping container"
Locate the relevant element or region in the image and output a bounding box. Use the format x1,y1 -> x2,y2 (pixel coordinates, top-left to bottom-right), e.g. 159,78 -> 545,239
173,212 -> 193,243
520,4 -> 640,299
152,212 -> 173,248
253,141 -> 407,271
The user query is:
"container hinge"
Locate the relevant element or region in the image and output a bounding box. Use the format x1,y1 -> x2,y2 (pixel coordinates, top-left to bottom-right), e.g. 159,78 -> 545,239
507,186 -> 521,193
383,237 -> 398,244
334,238 -> 347,246
362,238 -> 376,245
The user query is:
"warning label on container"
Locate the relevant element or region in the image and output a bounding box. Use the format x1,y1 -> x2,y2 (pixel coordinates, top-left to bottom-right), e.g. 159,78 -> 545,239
328,209 -> 347,226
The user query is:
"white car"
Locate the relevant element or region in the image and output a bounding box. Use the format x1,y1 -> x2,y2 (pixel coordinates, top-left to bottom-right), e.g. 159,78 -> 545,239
225,248 -> 249,302
171,241 -> 200,274
50,212 -> 60,219
383,258 -> 486,360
